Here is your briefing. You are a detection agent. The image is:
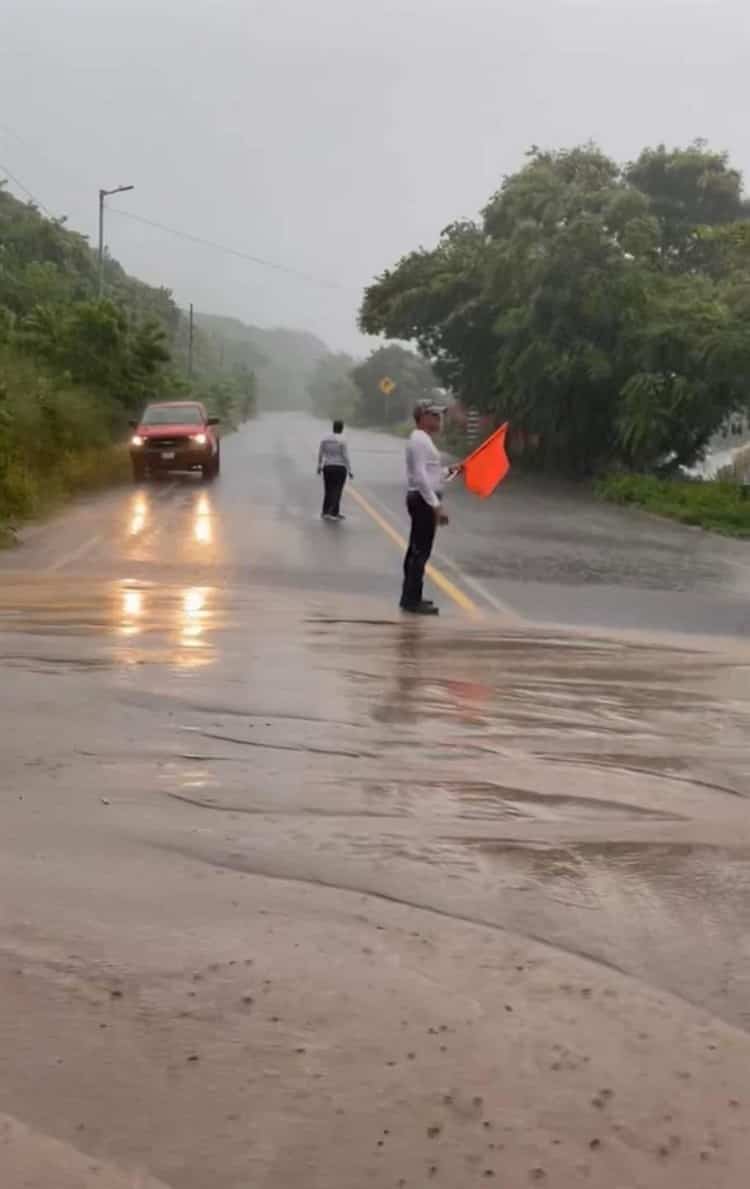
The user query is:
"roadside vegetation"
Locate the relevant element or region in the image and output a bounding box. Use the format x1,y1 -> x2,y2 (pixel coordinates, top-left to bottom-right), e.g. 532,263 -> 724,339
596,473 -> 750,537
355,141 -> 750,531
0,346 -> 129,530
0,183 -> 261,534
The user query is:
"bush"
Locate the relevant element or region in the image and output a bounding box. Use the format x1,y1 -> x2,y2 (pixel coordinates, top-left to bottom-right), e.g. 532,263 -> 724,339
596,472 -> 750,537
0,345 -> 128,528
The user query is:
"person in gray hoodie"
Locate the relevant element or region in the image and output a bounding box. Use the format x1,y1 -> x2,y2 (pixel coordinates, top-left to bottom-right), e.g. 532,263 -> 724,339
317,420 -> 353,520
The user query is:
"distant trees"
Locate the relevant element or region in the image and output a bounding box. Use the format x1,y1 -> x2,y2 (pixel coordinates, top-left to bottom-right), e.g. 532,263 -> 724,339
195,366 -> 258,425
360,141 -> 750,475
351,345 -> 439,425
307,344 -> 440,427
196,314 -> 327,413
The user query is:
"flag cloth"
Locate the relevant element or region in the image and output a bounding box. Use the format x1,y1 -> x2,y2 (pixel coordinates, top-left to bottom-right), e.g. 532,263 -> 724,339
461,423 -> 510,498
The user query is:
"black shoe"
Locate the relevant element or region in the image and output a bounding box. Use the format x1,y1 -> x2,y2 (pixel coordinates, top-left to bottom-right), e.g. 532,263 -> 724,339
401,601 -> 439,616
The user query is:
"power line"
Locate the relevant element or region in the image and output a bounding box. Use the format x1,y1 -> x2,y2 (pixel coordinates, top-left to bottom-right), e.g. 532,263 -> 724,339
0,122 -> 355,296
108,206 -> 352,292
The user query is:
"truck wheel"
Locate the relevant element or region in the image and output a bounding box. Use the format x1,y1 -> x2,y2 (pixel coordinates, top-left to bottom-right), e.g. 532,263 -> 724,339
132,460 -> 146,482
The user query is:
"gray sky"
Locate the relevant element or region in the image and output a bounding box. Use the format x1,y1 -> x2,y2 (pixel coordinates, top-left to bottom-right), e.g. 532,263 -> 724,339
1,0 -> 748,352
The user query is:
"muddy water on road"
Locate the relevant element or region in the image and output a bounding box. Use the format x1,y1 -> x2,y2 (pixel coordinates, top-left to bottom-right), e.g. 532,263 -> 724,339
2,572 -> 749,1032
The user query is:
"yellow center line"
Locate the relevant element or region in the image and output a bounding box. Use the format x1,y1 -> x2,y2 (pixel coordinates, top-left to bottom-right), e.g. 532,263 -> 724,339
348,487 -> 482,619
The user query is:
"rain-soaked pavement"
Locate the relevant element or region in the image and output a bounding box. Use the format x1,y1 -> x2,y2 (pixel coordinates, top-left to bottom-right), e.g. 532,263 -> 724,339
2,413 -> 750,1187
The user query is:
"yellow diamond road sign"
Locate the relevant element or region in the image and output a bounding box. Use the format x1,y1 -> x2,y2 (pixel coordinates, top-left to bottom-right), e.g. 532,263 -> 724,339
379,376 -> 396,396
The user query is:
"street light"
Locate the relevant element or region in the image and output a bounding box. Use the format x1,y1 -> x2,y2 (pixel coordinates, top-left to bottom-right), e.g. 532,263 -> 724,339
98,184 -> 134,297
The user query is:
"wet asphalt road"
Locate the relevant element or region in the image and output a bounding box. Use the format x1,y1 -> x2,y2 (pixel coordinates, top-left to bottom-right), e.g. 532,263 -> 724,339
2,413 -> 750,1187
2,411 -> 750,632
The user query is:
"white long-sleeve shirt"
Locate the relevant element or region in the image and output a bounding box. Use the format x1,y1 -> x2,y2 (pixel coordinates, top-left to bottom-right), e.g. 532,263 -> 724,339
405,428 -> 445,508
318,433 -> 352,473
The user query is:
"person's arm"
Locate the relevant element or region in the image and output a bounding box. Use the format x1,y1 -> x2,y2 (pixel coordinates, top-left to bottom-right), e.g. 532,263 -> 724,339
408,437 -> 440,509
342,441 -> 353,477
317,440 -> 324,473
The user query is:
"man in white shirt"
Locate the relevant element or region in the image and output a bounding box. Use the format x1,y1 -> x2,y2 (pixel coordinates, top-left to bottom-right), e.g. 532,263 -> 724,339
317,420 -> 353,520
400,399 -> 452,615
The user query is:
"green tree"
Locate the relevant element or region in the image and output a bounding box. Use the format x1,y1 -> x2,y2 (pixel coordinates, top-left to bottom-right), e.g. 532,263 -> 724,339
625,141 -> 750,268
361,141 -> 750,475
351,345 -> 439,426
361,221 -> 496,407
617,274 -> 749,468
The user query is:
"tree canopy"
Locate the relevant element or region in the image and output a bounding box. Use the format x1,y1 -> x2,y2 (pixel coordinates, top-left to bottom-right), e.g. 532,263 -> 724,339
360,141 -> 750,475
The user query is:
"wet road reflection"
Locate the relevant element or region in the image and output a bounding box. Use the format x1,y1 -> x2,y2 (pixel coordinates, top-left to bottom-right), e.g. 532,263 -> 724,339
128,492 -> 148,538
192,493 -> 213,545
119,485 -> 221,572
110,580 -> 217,669
2,572 -> 749,1027
119,586 -> 144,638
6,416 -> 750,1187
180,586 -> 208,648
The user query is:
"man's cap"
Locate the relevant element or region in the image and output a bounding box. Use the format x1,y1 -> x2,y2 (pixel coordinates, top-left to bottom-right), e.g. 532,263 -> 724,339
414,398 -> 446,418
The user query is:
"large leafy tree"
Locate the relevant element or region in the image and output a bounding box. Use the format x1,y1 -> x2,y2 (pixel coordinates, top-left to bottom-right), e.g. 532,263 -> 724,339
625,142 -> 750,269
361,142 -> 750,475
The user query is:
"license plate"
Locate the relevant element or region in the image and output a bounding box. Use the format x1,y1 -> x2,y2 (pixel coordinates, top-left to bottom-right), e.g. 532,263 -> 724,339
161,451 -> 175,461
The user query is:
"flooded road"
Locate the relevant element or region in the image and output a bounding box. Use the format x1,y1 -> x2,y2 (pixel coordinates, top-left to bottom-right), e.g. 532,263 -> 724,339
2,415 -> 750,1187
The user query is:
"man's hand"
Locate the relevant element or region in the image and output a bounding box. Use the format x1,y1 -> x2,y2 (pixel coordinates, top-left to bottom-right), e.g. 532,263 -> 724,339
436,507 -> 450,526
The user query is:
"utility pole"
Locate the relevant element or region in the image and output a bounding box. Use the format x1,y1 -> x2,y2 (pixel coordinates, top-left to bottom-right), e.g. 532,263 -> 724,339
187,303 -> 194,379
97,184 -> 134,297
97,191 -> 105,297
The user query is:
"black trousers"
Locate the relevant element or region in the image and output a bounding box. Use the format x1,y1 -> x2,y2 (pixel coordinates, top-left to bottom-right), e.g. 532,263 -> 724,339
322,465 -> 347,517
401,491 -> 437,608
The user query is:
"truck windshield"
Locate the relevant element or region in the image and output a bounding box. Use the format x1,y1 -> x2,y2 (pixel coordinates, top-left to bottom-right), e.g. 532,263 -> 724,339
142,405 -> 203,426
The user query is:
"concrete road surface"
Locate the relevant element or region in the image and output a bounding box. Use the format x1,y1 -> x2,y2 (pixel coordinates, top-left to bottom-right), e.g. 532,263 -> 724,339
2,413 -> 750,1188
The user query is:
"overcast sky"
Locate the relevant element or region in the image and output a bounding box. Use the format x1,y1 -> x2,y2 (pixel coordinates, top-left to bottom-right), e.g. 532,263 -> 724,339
1,0 -> 748,353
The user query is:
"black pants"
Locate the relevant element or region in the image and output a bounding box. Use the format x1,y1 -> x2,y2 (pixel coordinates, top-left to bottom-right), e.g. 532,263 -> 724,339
322,465 -> 347,517
401,492 -> 437,608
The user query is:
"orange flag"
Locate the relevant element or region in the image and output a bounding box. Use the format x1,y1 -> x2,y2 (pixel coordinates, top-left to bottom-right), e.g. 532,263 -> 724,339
460,423 -> 510,498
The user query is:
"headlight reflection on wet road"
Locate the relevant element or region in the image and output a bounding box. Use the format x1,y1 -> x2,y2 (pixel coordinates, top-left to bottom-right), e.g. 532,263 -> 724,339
193,493 -> 213,546
128,493 -> 149,537
116,583 -> 214,663
120,587 -> 144,637
180,587 -> 209,649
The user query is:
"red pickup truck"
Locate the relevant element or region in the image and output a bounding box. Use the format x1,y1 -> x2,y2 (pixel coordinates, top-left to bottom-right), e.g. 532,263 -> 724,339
129,401 -> 220,482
